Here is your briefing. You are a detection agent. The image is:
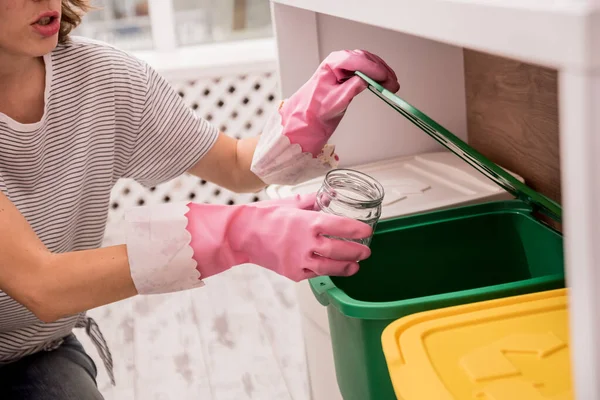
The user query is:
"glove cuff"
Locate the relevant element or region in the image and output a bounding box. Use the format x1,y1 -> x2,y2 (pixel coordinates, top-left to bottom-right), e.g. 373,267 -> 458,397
250,105 -> 339,186
124,202 -> 204,295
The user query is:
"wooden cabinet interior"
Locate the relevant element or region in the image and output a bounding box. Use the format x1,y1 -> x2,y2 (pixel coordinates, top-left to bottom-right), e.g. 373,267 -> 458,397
463,49 -> 561,222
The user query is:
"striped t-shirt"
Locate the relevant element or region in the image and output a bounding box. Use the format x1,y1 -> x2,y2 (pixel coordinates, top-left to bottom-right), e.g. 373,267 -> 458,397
0,37 -> 218,369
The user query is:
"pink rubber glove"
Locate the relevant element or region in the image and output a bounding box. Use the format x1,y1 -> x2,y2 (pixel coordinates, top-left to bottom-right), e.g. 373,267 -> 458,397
246,193 -> 319,210
185,193 -> 371,282
250,50 -> 399,185
281,49 -> 400,157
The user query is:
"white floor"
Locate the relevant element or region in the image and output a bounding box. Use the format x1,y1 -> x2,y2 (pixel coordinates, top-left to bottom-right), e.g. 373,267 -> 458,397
76,264 -> 311,400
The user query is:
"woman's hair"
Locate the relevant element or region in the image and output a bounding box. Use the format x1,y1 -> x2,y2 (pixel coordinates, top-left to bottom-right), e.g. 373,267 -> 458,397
59,0 -> 91,43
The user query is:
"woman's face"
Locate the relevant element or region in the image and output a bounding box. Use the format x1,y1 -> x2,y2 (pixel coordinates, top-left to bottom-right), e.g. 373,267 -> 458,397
0,0 -> 62,58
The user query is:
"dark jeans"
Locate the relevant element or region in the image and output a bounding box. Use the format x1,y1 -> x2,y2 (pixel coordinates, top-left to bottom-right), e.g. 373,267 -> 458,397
0,334 -> 104,400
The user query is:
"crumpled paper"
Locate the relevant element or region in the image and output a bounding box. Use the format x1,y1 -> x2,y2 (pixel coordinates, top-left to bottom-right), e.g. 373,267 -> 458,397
124,202 -> 204,295
250,107 -> 339,186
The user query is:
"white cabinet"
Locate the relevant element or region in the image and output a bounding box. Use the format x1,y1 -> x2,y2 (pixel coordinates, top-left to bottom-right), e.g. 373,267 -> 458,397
272,5 -> 468,167
270,1 -> 600,399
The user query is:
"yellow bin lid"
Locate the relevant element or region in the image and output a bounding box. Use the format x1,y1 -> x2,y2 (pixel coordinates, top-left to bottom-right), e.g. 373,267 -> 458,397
381,289 -> 572,400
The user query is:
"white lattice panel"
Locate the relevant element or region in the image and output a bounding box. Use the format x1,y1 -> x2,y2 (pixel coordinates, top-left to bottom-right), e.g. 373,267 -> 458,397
103,70 -> 279,245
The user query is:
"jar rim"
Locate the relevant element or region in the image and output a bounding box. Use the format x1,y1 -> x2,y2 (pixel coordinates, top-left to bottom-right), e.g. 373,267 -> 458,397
323,168 -> 385,207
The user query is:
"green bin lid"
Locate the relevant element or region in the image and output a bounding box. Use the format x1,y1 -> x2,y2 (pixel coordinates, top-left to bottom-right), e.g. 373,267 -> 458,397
355,71 -> 562,223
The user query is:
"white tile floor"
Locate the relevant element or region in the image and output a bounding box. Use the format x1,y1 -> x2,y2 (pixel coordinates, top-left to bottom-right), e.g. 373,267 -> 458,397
76,264 -> 311,400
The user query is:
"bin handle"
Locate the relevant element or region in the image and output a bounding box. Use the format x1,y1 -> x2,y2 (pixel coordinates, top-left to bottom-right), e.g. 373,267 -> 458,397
309,277 -> 335,306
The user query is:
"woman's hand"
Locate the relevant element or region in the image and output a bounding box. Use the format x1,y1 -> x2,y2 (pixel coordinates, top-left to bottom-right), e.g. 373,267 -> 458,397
250,50 -> 399,186
281,49 -> 400,157
185,193 -> 372,282
124,193 -> 371,295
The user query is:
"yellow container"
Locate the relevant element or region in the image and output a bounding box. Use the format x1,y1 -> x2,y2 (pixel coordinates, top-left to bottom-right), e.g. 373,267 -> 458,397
381,289 -> 573,400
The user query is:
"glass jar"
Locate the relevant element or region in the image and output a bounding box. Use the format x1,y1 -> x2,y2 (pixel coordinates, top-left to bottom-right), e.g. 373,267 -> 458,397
316,169 -> 385,246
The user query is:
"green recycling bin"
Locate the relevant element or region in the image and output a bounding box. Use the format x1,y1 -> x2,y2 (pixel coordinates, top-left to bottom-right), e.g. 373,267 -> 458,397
306,72 -> 566,400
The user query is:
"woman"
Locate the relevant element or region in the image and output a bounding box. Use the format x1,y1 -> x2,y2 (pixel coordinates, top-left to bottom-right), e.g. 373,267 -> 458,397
0,1 -> 400,398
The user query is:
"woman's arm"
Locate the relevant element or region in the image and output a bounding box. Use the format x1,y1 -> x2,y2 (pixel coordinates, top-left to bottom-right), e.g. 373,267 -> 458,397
0,191 -> 137,323
0,186 -> 369,324
187,132 -> 265,193
188,51 -> 399,192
